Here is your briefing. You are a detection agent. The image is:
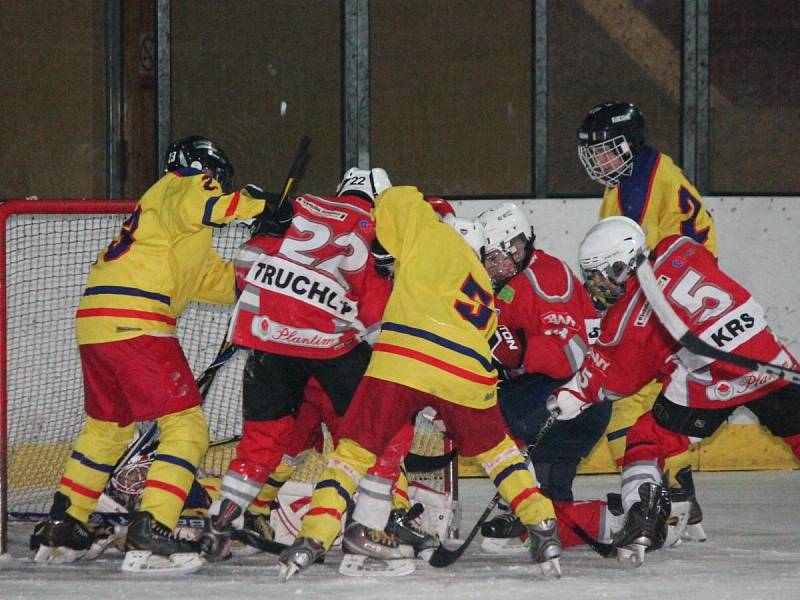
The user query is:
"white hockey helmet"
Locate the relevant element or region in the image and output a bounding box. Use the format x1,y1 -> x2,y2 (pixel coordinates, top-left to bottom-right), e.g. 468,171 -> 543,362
336,167 -> 392,201
578,216 -> 647,307
476,203 -> 535,288
447,216 -> 486,258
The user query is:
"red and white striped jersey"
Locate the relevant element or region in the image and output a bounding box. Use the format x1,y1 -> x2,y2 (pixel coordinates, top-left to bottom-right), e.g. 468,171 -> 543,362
572,235 -> 797,409
230,193 -> 391,359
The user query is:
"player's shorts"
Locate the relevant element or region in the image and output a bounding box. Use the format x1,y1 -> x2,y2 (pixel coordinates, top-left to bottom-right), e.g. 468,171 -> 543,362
80,335 -> 202,425
242,341 -> 372,421
339,376 -> 509,458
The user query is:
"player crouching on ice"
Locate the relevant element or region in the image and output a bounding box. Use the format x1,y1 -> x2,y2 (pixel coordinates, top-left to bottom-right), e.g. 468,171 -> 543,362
278,186 -> 562,581
548,216 -> 800,566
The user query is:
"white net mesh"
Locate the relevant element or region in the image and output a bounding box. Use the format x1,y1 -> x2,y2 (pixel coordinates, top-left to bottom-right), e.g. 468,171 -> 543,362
1,201 -> 453,516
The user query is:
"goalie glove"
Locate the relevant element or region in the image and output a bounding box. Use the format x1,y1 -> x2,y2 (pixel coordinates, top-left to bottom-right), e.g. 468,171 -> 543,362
546,386 -> 591,421
490,325 -> 526,371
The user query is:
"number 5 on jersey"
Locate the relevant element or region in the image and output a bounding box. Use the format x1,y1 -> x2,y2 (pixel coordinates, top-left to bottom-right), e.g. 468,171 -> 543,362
455,274 -> 493,329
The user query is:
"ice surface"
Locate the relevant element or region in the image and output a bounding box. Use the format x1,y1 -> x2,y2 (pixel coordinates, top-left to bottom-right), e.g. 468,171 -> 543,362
1,471 -> 798,599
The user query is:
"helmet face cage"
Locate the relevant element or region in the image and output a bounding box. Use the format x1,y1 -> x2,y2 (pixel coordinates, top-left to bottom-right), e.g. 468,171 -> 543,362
483,233 -> 530,289
580,258 -> 634,307
578,135 -> 634,188
578,216 -> 646,307
477,203 -> 535,289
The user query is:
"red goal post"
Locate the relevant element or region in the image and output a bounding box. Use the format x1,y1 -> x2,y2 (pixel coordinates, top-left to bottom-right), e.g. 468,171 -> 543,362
0,199 -> 457,554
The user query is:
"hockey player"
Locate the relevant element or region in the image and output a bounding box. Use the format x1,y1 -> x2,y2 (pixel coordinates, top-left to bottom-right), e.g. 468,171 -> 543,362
31,136 -> 280,573
578,101 -> 718,539
340,214 -> 487,562
199,168 -> 393,561
474,203 -> 612,541
278,186 -> 562,581
548,216 -> 800,564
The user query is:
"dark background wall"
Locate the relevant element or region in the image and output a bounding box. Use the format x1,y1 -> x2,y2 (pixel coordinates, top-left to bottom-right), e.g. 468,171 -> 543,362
2,0 -> 798,199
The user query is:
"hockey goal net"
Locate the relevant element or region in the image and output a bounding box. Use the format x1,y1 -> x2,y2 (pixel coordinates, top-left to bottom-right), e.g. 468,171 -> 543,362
0,199 -> 456,549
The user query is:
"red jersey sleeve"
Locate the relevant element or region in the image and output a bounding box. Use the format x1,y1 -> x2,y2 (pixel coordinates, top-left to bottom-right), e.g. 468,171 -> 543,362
496,250 -> 593,379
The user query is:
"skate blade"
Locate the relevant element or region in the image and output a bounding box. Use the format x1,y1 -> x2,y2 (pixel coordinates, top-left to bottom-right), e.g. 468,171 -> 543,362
617,545 -> 645,567
33,545 -> 87,564
279,561 -> 300,582
121,550 -> 206,575
664,528 -> 683,549
480,536 -> 528,555
537,557 -> 561,579
339,554 -> 416,577
416,548 -> 434,562
682,522 -> 707,542
84,525 -> 127,560
230,541 -> 262,557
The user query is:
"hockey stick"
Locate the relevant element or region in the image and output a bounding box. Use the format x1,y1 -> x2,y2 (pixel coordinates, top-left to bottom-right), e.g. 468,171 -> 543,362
230,528 -> 288,555
428,409 -> 560,568
110,136 -> 313,477
252,135 -> 311,236
403,449 -> 458,473
635,255 -> 800,387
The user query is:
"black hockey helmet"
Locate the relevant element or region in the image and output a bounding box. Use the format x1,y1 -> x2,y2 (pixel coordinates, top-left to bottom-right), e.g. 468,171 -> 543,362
578,101 -> 645,150
165,136 -> 234,193
577,102 -> 645,188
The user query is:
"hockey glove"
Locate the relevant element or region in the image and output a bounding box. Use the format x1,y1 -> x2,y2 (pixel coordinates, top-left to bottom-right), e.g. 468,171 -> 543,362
371,238 -> 395,278
248,185 -> 293,237
490,325 -> 526,370
546,387 -> 591,421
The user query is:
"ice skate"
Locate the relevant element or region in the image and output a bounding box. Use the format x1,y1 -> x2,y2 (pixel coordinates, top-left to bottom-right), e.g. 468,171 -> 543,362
278,536 -> 325,581
613,482 -> 670,567
199,498 -> 242,562
342,521 -> 414,560
386,505 -> 438,560
672,466 -> 707,542
480,507 -> 527,555
481,510 -> 526,539
31,493 -> 91,563
526,518 -> 562,579
122,511 -> 204,574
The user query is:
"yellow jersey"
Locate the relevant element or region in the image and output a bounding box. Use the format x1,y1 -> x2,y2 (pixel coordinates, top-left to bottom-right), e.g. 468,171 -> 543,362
600,147 -> 718,256
367,186 -> 498,408
76,168 -> 265,344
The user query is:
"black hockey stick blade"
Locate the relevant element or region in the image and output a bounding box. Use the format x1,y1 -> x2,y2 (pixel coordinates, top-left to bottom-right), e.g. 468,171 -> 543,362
635,255 -> 800,387
428,410 -> 560,568
570,524 -> 616,558
230,528 -> 289,556
428,492 -> 502,568
404,449 -> 457,473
